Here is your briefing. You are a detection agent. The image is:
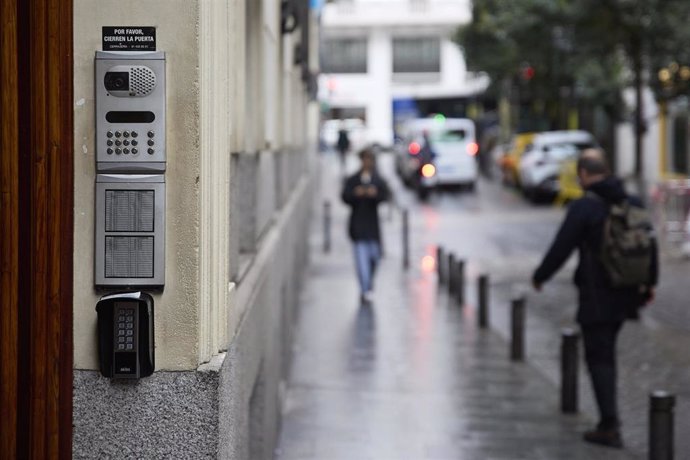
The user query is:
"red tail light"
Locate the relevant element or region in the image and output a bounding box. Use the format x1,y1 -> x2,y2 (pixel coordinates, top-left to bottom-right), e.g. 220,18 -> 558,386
467,142 -> 479,156
409,142 -> 421,155
421,164 -> 436,178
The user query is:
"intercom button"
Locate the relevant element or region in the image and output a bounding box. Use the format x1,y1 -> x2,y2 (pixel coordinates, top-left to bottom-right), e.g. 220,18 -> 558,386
147,139 -> 155,147
118,344 -> 126,350
147,131 -> 155,138
118,337 -> 125,343
126,330 -> 133,336
132,148 -> 138,155
107,140 -> 114,147
126,323 -> 133,330
115,140 -> 122,147
107,148 -> 114,155
106,131 -> 114,138
126,344 -> 133,350
123,148 -> 130,155
132,131 -> 138,138
148,148 -> 155,155
131,140 -> 138,146
115,148 -> 122,155
123,131 -> 130,138
123,140 -> 130,146
126,337 -> 133,343
118,330 -> 125,336
115,131 -> 122,138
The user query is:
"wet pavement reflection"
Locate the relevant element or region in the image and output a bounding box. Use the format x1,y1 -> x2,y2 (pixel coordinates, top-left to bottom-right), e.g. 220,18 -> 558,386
275,152 -> 638,459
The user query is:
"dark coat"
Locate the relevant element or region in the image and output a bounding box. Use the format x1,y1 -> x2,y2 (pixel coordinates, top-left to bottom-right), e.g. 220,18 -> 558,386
341,170 -> 390,242
532,176 -> 658,325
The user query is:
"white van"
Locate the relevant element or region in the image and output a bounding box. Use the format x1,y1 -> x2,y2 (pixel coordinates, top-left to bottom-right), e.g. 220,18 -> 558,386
396,118 -> 479,190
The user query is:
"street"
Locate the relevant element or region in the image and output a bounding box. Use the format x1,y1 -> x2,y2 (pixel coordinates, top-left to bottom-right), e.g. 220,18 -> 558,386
277,151 -> 690,459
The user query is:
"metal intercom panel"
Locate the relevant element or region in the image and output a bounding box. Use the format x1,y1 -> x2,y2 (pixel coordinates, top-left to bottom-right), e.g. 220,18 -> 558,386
95,174 -> 165,287
95,51 -> 166,173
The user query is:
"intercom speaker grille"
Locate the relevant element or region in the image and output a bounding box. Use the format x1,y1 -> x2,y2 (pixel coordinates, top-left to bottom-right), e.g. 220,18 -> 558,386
105,190 -> 154,232
105,236 -> 154,278
129,66 -> 156,96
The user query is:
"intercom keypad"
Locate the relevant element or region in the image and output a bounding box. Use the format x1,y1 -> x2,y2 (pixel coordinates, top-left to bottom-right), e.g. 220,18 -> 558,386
96,51 -> 165,172
115,306 -> 137,351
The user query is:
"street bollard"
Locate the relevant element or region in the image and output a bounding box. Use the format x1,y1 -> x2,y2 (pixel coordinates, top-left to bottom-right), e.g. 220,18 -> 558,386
649,391 -> 675,460
510,297 -> 526,361
560,328 -> 579,413
323,201 -> 331,253
437,246 -> 446,285
447,253 -> 457,295
455,259 -> 466,305
478,274 -> 489,328
402,209 -> 410,270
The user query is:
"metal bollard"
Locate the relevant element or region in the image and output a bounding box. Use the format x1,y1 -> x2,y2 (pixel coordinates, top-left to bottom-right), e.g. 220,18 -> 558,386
455,259 -> 465,305
402,209 -> 410,270
649,391 -> 675,460
323,201 -> 331,253
510,297 -> 526,361
560,328 -> 579,413
447,254 -> 457,295
478,274 -> 489,328
437,246 -> 446,285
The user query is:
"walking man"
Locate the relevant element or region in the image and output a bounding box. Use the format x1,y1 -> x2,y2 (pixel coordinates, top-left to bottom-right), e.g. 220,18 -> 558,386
342,148 -> 390,304
532,149 -> 657,448
336,127 -> 351,168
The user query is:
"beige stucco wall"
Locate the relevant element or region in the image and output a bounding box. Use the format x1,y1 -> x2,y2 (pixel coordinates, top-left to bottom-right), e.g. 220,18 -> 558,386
74,0 -> 309,372
73,1 -> 202,370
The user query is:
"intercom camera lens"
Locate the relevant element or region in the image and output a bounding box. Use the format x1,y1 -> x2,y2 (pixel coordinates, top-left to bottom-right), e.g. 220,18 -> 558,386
104,71 -> 130,92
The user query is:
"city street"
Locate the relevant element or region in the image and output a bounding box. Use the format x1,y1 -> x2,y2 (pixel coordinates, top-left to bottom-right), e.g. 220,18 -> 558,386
276,151 -> 690,459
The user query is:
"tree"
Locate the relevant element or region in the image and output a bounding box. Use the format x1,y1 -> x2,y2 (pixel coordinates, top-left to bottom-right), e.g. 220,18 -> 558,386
457,0 -> 690,177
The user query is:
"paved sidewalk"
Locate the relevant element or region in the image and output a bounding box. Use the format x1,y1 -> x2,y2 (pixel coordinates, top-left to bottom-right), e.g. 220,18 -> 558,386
275,154 -> 635,459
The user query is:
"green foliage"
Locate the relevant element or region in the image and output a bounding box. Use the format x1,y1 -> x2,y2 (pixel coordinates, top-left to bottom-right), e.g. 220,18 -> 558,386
456,0 -> 690,104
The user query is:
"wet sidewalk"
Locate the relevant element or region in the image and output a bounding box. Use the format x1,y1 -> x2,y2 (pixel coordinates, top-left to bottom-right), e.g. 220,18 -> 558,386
275,156 -> 635,459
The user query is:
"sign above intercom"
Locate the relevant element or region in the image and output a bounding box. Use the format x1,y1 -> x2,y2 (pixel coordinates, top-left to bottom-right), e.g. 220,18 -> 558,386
103,27 -> 156,52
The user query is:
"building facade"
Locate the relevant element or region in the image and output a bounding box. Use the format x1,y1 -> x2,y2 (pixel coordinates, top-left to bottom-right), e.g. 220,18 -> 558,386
71,0 -> 319,458
318,0 -> 488,146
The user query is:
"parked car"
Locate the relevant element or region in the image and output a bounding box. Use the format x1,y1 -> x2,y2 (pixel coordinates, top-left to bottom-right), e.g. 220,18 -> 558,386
395,117 -> 479,190
498,132 -> 535,186
518,130 -> 598,201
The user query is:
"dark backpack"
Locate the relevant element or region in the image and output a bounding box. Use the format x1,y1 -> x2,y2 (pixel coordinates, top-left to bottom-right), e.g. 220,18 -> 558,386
594,195 -> 654,288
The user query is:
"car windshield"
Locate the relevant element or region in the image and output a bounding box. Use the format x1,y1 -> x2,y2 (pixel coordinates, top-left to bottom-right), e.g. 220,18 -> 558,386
430,129 -> 467,143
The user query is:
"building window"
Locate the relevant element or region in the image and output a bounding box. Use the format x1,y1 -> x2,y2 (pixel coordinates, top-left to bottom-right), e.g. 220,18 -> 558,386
393,37 -> 440,73
321,38 -> 368,74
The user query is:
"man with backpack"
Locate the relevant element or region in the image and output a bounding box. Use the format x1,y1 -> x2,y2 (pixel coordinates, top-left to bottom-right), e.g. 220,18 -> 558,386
532,149 -> 657,449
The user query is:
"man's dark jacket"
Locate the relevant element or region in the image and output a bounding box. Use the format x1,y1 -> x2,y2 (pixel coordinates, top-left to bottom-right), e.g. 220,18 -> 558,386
341,171 -> 389,242
532,176 -> 658,325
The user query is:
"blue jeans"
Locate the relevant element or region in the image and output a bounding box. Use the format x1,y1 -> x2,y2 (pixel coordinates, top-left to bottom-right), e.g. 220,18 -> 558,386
353,240 -> 381,294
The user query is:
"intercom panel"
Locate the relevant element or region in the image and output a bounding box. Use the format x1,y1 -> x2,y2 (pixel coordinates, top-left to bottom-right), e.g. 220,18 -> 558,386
96,291 -> 155,379
95,174 -> 165,288
95,51 -> 166,173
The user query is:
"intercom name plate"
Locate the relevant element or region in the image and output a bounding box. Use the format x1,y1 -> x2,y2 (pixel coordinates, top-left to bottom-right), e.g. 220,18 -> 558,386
95,51 -> 166,172
95,174 -> 165,288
